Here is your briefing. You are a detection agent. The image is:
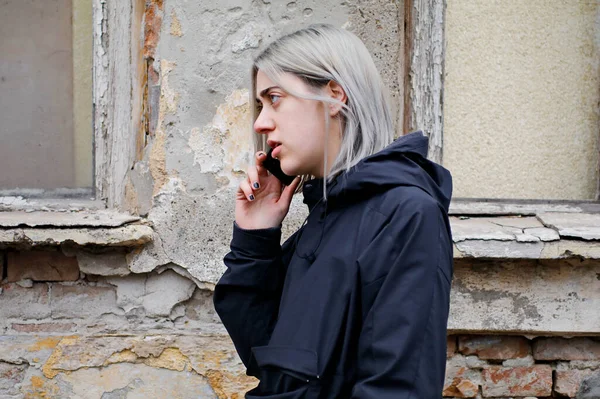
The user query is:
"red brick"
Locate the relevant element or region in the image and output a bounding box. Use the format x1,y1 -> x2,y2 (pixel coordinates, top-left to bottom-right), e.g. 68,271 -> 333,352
7,251 -> 79,282
459,335 -> 530,360
444,357 -> 481,398
455,380 -> 478,397
448,336 -> 457,358
444,368 -> 479,398
481,366 -> 552,397
533,338 -> 600,361
0,283 -> 51,319
11,322 -> 76,333
555,369 -> 596,397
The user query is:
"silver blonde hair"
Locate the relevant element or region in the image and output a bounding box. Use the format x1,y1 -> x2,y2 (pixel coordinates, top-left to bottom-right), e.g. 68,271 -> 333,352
251,24 -> 394,193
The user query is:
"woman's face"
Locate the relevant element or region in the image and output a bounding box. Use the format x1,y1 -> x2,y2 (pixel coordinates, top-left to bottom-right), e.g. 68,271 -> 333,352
254,70 -> 341,178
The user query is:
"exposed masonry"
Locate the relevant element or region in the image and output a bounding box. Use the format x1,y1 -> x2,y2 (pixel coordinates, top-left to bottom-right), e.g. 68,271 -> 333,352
443,335 -> 600,398
1,0 -> 598,397
1,252 -> 599,397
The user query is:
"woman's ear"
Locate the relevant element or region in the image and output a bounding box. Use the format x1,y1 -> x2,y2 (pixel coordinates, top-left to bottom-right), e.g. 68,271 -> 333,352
326,80 -> 347,117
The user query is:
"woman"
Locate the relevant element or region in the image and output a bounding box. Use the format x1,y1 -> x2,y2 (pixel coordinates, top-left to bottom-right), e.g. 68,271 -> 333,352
214,24 -> 453,398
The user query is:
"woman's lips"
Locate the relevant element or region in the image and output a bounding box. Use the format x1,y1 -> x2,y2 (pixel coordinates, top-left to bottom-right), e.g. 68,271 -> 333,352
272,145 -> 282,158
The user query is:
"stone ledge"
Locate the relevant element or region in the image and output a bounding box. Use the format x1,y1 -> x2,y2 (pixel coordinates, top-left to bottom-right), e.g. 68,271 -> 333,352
450,215 -> 600,259
0,224 -> 154,248
454,240 -> 600,260
0,210 -> 141,228
449,199 -> 600,216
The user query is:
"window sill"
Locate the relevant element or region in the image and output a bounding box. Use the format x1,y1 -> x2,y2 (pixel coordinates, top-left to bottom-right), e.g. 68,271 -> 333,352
450,213 -> 600,260
0,209 -> 153,248
449,198 -> 600,216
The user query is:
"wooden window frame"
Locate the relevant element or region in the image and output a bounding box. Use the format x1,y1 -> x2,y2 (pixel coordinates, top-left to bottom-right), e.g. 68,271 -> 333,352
404,0 -> 600,213
93,0 -> 146,209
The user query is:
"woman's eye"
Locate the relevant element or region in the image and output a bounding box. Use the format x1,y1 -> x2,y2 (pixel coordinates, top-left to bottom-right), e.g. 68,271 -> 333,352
269,94 -> 281,104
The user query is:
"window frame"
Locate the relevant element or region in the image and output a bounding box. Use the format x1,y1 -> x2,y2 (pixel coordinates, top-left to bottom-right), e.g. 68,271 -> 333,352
403,0 -> 600,207
0,0 -> 146,212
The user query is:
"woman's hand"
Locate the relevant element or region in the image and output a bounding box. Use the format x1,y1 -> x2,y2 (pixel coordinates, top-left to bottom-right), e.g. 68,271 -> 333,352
235,151 -> 301,230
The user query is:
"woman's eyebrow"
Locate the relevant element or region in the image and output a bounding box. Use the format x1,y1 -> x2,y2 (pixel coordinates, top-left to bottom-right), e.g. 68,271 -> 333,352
256,86 -> 280,101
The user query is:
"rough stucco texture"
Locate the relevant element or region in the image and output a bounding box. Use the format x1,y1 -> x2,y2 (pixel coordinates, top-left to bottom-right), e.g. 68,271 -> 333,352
443,1 -> 599,200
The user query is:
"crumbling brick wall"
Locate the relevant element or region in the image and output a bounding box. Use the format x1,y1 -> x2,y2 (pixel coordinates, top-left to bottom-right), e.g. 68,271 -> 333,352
444,335 -> 600,398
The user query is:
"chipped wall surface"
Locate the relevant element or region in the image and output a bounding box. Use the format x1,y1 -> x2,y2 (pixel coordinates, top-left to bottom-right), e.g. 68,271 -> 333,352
2,1 -> 600,398
0,1 -> 408,397
449,259 -> 600,334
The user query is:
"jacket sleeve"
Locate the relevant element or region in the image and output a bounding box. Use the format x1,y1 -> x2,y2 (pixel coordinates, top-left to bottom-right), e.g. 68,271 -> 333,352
351,200 -> 453,398
213,223 -> 296,376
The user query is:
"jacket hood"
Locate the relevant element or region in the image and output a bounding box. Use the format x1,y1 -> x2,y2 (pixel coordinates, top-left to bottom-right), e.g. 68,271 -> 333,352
302,131 -> 453,212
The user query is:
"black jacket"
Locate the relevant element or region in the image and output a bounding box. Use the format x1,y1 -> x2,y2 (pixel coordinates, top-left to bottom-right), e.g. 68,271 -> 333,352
214,131 -> 453,398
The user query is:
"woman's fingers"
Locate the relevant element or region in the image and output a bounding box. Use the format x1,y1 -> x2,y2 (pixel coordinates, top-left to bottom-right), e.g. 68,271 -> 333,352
255,151 -> 269,178
238,179 -> 255,201
244,152 -> 269,191
246,164 -> 261,191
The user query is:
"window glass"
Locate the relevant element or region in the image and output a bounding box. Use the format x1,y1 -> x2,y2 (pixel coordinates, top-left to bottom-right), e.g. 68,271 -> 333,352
0,0 -> 93,194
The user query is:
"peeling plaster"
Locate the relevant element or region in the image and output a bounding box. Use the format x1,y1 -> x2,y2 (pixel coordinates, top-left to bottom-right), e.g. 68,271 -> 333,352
17,335 -> 256,398
106,270 -> 196,317
150,60 -> 179,196
143,0 -> 164,60
124,178 -> 140,216
449,260 -> 600,334
170,9 -> 183,37
538,213 -> 600,241
188,89 -> 253,182
0,210 -> 140,228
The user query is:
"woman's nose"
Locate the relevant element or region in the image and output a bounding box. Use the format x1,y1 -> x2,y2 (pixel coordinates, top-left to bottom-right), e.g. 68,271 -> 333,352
253,109 -> 275,134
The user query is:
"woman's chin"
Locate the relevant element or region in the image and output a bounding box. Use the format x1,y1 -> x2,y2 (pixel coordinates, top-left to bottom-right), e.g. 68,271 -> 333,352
280,158 -> 316,177
280,161 -> 300,177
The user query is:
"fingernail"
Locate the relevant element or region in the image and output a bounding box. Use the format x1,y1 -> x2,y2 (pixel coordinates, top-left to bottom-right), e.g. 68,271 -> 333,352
258,152 -> 265,157
249,194 -> 255,201
253,182 -> 260,189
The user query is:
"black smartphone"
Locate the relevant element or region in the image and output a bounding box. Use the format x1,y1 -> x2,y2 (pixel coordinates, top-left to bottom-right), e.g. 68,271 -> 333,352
262,148 -> 296,186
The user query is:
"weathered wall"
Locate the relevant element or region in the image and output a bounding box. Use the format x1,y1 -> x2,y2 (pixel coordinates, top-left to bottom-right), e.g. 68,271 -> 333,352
2,1 -> 600,398
1,251 -> 599,397
443,335 -> 600,398
1,1 -> 406,397
443,1 -> 600,200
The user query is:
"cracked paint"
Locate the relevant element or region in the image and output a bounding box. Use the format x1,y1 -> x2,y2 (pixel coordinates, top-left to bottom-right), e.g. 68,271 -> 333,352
150,60 -> 179,196
170,9 -> 183,37
188,89 -> 253,183
27,335 -> 256,398
2,1 -> 599,398
143,0 -> 164,59
27,337 -> 61,353
42,336 -> 76,379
